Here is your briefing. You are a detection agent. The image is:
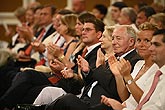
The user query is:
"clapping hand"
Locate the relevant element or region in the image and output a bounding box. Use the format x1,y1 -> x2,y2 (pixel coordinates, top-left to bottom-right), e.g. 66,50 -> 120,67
77,55 -> 89,73
47,43 -> 63,58
96,48 -> 105,68
108,55 -> 121,76
49,59 -> 65,74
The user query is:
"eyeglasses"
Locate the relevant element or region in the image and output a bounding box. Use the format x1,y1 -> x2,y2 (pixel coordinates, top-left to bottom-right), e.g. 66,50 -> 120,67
82,28 -> 95,32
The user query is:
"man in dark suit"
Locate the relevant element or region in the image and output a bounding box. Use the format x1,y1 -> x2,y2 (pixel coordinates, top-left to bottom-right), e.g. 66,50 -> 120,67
0,5 -> 56,108
16,5 -> 56,64
0,12 -> 100,109
46,25 -> 142,110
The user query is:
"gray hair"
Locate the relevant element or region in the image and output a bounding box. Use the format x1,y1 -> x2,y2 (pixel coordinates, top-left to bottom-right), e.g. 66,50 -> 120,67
121,7 -> 137,23
149,13 -> 165,29
115,25 -> 137,40
126,25 -> 137,40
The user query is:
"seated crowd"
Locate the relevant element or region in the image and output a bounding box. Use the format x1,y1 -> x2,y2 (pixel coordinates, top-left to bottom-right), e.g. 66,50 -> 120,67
0,0 -> 165,110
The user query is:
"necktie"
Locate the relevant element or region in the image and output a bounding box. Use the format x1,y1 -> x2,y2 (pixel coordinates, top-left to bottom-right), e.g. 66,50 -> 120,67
54,35 -> 61,44
81,47 -> 88,58
37,28 -> 46,41
136,70 -> 162,110
48,73 -> 63,84
24,28 -> 46,56
35,58 -> 46,66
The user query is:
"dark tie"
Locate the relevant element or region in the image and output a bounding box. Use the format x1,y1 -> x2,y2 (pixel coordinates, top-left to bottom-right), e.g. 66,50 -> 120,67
136,70 -> 162,110
54,35 -> 61,44
81,47 -> 88,58
24,28 -> 46,56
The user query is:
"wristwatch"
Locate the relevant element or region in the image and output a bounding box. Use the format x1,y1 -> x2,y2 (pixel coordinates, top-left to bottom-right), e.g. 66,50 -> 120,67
126,79 -> 134,85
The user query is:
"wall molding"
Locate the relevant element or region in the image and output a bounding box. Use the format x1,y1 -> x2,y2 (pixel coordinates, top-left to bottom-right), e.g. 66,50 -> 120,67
0,12 -> 20,25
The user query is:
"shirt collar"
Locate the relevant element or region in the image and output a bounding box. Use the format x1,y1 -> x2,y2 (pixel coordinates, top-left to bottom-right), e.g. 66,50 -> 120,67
159,65 -> 165,74
44,23 -> 53,33
119,49 -> 135,60
86,42 -> 101,56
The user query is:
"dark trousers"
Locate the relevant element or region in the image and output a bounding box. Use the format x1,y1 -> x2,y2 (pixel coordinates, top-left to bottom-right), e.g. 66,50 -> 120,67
0,70 -> 51,108
46,93 -> 110,110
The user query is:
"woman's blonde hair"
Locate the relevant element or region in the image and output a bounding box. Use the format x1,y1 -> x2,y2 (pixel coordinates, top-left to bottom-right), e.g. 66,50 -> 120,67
60,14 -> 78,37
104,26 -> 115,40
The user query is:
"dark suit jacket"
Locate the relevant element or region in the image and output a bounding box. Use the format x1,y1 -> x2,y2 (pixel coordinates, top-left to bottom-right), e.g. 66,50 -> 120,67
45,49 -> 142,110
81,49 -> 142,107
53,45 -> 101,96
72,45 -> 101,85
42,25 -> 55,41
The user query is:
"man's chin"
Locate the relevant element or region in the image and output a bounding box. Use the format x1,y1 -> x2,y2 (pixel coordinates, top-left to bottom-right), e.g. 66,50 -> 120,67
151,56 -> 156,61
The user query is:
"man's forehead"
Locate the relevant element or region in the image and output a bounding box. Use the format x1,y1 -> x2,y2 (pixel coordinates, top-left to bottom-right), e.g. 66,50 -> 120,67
113,27 -> 126,35
152,35 -> 162,42
83,23 -> 94,28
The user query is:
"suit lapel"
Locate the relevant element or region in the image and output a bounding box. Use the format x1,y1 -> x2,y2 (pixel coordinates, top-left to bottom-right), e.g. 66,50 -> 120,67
42,25 -> 55,41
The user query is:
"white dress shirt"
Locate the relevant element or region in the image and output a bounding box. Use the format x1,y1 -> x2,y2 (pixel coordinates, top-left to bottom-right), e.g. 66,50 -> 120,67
125,60 -> 159,109
141,65 -> 165,110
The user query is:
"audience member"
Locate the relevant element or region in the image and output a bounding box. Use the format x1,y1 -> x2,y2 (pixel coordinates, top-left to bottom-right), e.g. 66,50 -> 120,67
150,2 -> 165,13
137,29 -> 165,110
48,14 -> 78,61
0,5 -> 57,109
136,6 -> 156,27
149,13 -> 165,29
33,12 -> 96,105
72,0 -> 86,14
133,2 -> 147,13
101,22 -> 159,110
110,1 -> 127,24
7,7 -> 26,49
45,25 -> 142,110
45,18 -> 106,110
32,9 -> 73,64
98,26 -> 114,60
16,5 -> 56,65
14,7 -> 27,24
118,7 -> 137,25
92,4 -> 107,21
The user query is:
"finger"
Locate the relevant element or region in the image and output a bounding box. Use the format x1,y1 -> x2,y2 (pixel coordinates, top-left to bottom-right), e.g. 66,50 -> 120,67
54,59 -> 62,65
119,58 -> 127,65
108,55 -> 116,64
127,60 -> 132,69
78,55 -> 83,60
33,42 -> 40,47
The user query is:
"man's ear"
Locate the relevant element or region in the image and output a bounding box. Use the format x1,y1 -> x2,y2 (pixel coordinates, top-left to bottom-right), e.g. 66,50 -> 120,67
129,38 -> 135,47
97,31 -> 102,39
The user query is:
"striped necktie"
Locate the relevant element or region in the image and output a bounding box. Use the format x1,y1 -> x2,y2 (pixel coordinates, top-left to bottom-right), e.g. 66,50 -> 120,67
136,70 -> 162,110
24,28 -> 45,56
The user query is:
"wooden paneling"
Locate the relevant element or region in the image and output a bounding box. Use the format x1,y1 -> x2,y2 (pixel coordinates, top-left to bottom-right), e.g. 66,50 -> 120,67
123,0 -> 153,7
0,25 -> 16,43
0,0 -> 22,12
37,0 -> 67,10
85,0 -> 110,12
